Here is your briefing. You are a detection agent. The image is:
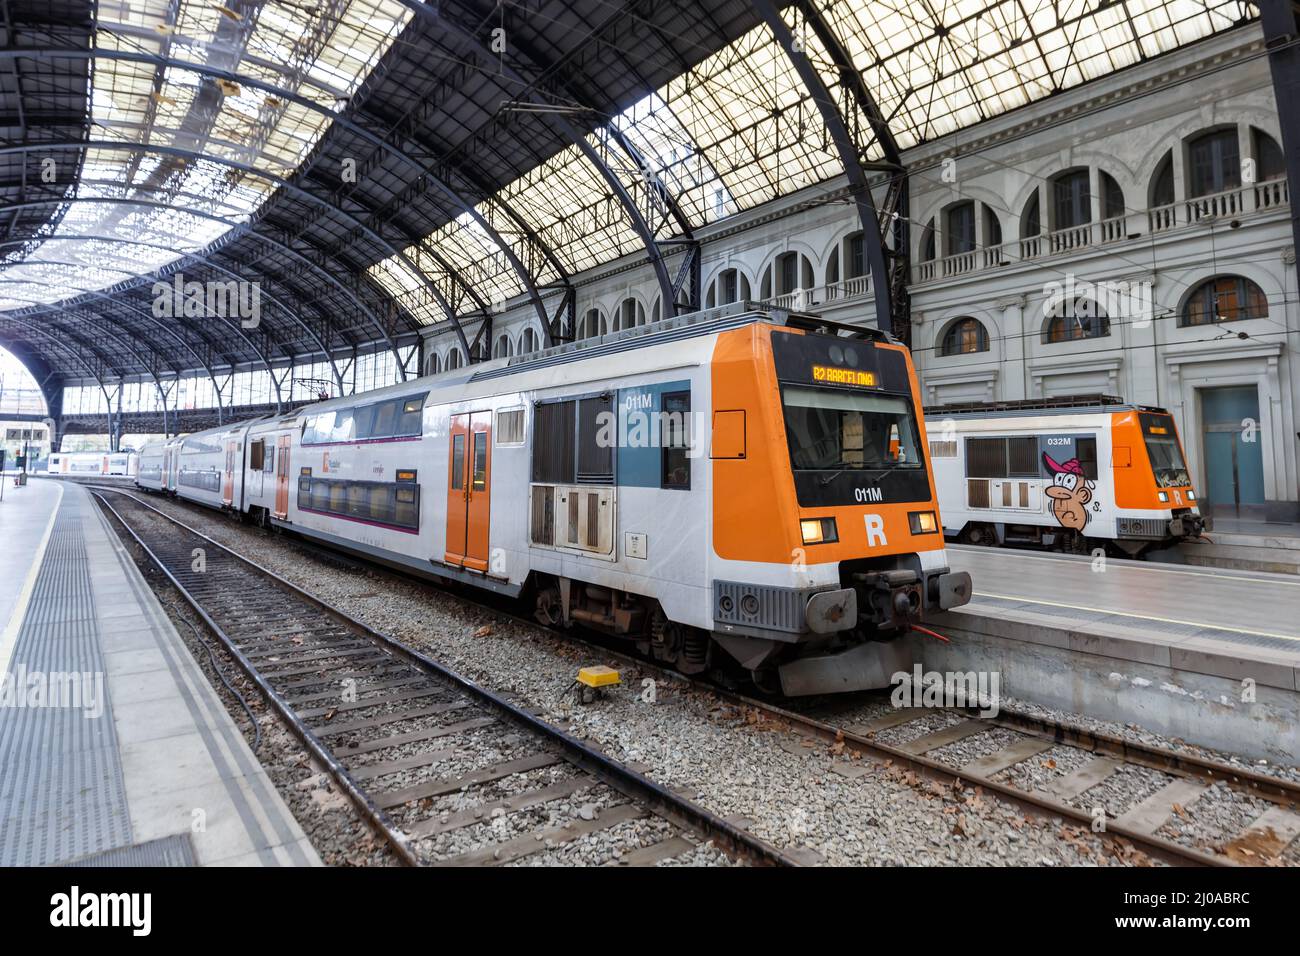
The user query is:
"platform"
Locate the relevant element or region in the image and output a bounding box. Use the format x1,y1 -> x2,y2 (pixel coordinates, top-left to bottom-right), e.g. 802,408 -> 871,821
926,545 -> 1300,763
0,479 -> 319,867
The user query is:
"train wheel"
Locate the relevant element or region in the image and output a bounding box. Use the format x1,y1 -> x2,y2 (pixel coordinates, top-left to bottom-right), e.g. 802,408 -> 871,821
534,587 -> 563,628
964,524 -> 988,546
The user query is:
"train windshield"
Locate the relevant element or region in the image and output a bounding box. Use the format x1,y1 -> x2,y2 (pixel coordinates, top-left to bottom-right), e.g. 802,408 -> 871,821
782,387 -> 923,472
1140,413 -> 1190,488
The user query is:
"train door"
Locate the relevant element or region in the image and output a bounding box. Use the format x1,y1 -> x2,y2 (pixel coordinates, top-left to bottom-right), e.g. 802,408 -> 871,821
249,438 -> 265,498
445,412 -> 492,572
274,435 -> 291,519
222,440 -> 236,506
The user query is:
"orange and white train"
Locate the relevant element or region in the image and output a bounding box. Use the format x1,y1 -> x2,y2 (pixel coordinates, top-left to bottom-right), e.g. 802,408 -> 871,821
136,304 -> 972,695
925,396 -> 1209,556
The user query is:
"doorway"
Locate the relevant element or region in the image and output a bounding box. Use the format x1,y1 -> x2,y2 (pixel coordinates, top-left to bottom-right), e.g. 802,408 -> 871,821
1201,386 -> 1265,518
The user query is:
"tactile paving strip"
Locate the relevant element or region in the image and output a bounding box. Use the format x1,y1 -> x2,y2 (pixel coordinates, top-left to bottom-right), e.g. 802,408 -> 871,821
0,494 -> 133,865
64,833 -> 196,867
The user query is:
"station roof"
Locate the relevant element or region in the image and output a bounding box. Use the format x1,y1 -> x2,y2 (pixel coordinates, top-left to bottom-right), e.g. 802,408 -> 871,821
0,0 -> 1261,395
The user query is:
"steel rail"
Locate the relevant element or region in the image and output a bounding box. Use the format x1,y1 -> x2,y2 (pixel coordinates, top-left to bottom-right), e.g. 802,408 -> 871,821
91,487 -> 797,868
93,481 -> 1300,867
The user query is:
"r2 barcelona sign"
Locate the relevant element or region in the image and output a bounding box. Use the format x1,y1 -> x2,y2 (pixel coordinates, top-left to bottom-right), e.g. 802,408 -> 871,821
811,365 -> 877,387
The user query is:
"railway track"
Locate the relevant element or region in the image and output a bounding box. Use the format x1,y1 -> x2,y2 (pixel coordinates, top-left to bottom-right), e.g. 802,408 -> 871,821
97,485 -> 1300,867
91,488 -> 795,867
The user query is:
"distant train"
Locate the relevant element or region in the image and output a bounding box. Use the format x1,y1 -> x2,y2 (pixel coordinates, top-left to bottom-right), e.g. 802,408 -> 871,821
925,396 -> 1209,556
46,451 -> 138,477
136,304 -> 972,695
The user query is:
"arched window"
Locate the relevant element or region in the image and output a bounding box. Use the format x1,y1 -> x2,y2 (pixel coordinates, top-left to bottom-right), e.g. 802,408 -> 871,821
1181,275 -> 1268,327
1044,298 -> 1110,342
577,308 -> 606,339
1187,128 -> 1240,197
520,327 -> 539,353
1020,194 -> 1040,238
708,268 -> 749,307
651,297 -> 663,323
445,347 -> 464,370
761,252 -> 812,298
945,201 -> 976,255
984,207 -> 1003,247
616,297 -> 646,331
919,218 -> 936,261
469,341 -> 488,363
1052,169 -> 1091,228
1151,152 -> 1175,206
939,318 -> 990,356
424,352 -> 441,376
492,333 -> 513,359
1100,171 -> 1125,219
1253,129 -> 1285,181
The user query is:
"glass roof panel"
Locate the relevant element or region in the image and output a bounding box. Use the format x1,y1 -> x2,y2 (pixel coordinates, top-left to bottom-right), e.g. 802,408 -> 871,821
0,0 -> 411,310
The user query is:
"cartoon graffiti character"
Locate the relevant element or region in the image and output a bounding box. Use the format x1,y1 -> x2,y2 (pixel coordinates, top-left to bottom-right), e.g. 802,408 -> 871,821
1043,452 -> 1094,531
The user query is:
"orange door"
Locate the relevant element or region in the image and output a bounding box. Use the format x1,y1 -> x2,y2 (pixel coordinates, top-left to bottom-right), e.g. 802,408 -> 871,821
222,441 -> 236,505
274,435 -> 290,519
445,412 -> 492,571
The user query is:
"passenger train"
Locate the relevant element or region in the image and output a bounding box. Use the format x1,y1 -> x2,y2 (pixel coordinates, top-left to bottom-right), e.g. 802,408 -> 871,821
924,396 -> 1209,556
136,304 -> 973,695
47,451 -> 138,477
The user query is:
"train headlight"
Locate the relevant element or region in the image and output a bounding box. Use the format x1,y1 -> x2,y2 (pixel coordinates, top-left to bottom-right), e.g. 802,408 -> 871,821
1157,491 -> 1169,503
1187,491 -> 1196,502
800,517 -> 838,545
909,510 -> 938,534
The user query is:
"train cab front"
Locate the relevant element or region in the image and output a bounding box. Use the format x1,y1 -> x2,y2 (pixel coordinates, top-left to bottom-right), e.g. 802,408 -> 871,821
1113,410 -> 1210,553
710,323 -> 971,696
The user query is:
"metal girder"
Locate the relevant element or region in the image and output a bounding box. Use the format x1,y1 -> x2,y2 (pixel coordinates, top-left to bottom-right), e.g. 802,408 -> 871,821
0,45 -> 530,355
0,266 -> 236,421
1259,0 -> 1300,289
0,137 -> 453,370
0,195 -> 386,388
754,0 -> 894,335
0,232 -> 346,400
410,1 -> 682,331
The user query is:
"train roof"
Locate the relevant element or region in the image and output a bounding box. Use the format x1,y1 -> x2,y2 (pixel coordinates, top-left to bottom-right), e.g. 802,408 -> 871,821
470,301 -> 892,385
924,394 -> 1171,419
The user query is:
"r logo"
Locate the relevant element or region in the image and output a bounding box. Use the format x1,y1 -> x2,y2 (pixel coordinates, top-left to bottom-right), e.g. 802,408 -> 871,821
864,514 -> 887,548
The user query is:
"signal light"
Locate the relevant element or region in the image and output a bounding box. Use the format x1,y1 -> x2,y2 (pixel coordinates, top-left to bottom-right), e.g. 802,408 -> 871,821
909,510 -> 938,534
800,517 -> 838,545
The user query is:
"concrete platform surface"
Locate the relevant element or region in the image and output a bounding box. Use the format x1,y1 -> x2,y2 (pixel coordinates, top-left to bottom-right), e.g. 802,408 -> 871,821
0,479 -> 320,867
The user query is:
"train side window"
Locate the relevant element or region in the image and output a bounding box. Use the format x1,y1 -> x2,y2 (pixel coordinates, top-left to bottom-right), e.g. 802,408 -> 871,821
352,404 -> 376,438
661,390 -> 691,489
472,431 -> 488,490
332,410 -> 355,443
372,400 -> 399,438
264,445 -> 275,474
966,437 -> 1007,478
249,439 -> 265,471
577,395 -> 614,482
1076,436 -> 1099,480
497,408 -> 525,445
532,400 -> 576,483
451,434 -> 466,490
399,397 -> 425,436
1007,437 -> 1038,477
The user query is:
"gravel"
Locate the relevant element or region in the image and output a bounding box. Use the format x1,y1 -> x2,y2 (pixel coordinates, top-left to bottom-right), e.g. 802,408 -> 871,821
1154,782 -> 1280,853
121,493 -> 1174,867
